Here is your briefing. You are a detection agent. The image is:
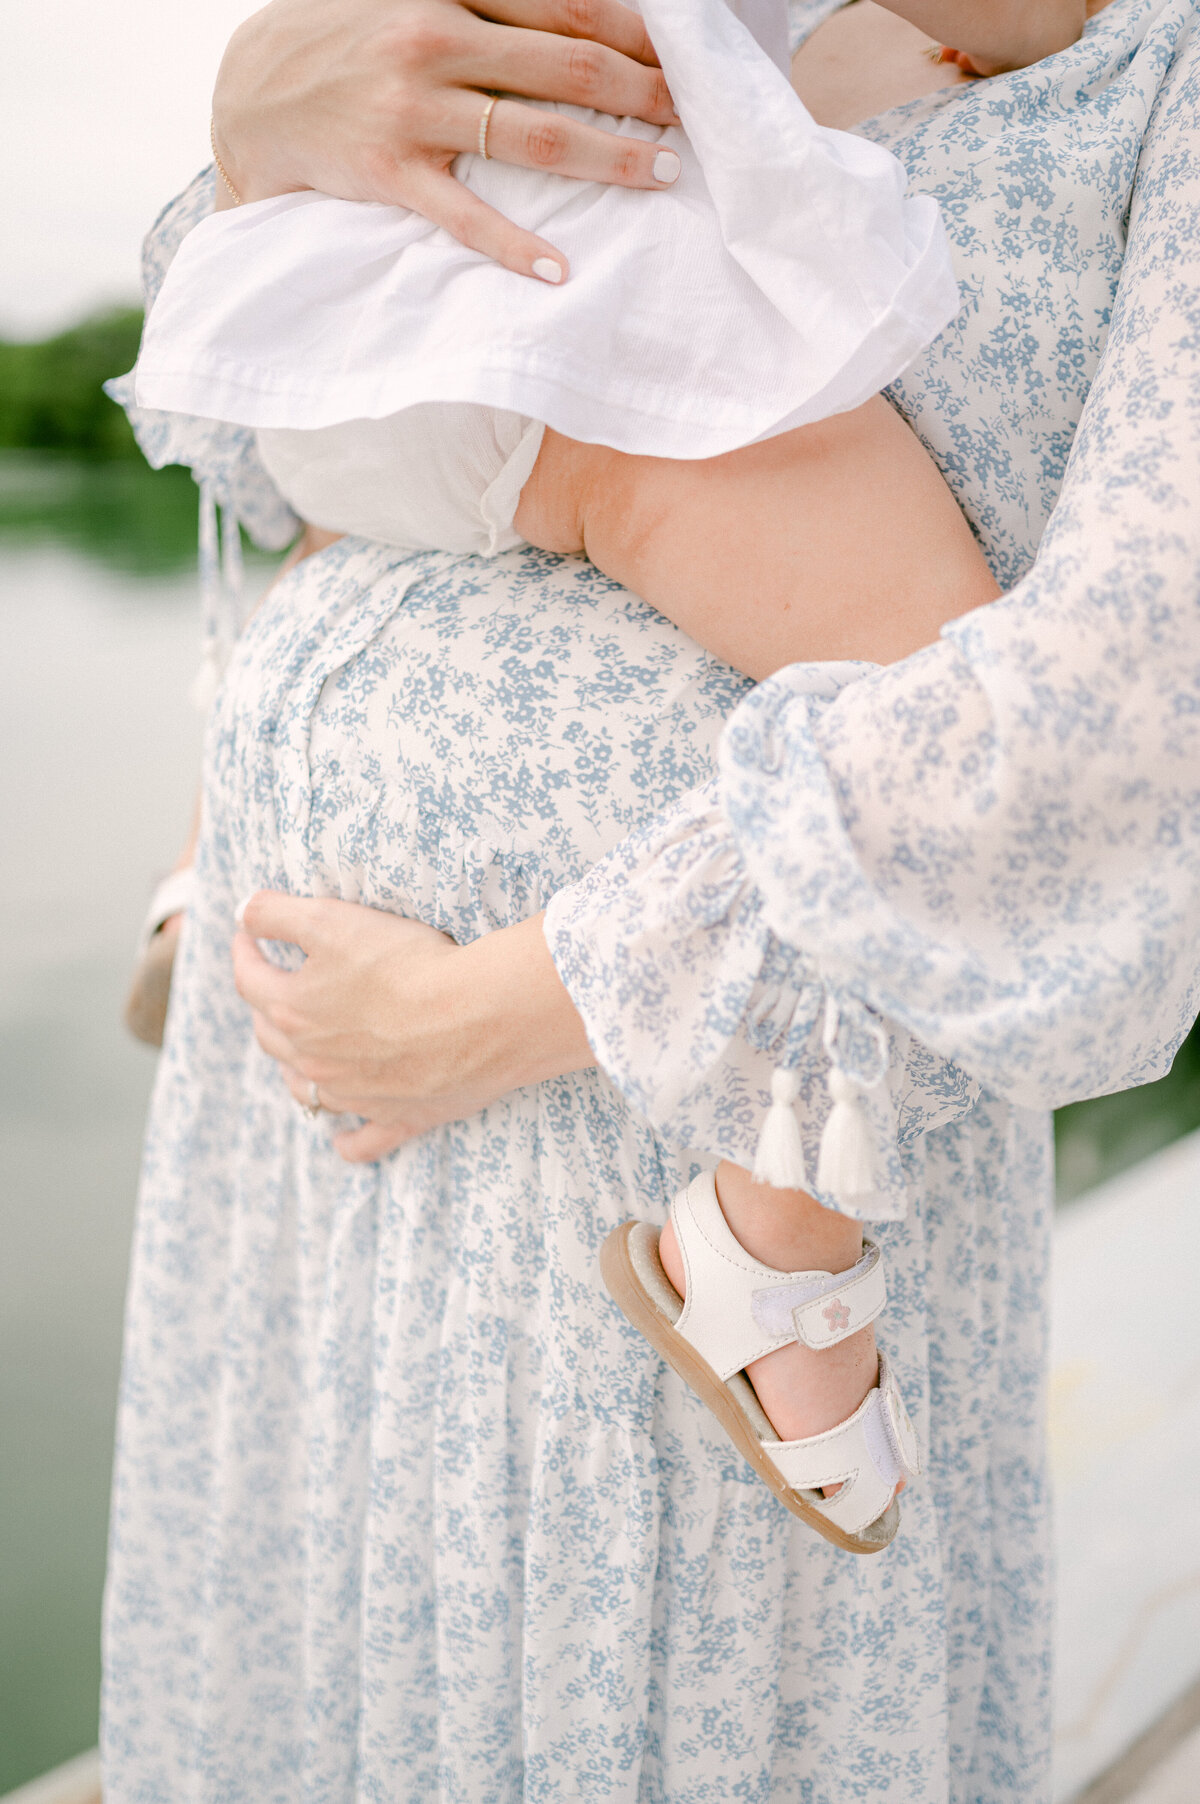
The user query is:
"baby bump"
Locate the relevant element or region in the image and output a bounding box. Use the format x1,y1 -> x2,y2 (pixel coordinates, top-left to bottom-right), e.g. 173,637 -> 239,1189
200,534 -> 747,1428
209,536 -> 750,937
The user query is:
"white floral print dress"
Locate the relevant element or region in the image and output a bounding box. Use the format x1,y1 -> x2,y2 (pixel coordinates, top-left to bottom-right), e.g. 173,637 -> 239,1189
102,4 -> 1200,1801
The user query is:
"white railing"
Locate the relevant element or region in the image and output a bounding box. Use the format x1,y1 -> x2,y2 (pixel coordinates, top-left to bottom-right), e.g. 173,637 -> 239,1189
0,1750 -> 100,1804
1052,1126 -> 1200,1799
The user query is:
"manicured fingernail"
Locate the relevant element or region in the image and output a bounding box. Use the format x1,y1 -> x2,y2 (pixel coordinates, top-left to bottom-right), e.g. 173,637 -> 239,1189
235,894 -> 252,927
653,149 -> 681,185
532,257 -> 564,284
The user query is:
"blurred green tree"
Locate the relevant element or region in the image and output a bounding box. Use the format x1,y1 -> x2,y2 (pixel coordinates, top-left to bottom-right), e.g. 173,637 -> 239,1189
0,308 -> 144,459
0,309 -> 236,572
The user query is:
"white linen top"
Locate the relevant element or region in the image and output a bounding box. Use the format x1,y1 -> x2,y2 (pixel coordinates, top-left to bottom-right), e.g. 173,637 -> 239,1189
131,0 -> 959,459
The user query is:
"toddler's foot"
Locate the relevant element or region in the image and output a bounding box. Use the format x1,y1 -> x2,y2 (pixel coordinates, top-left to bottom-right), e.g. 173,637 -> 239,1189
658,1162 -> 882,1492
124,866 -> 195,1048
601,1169 -> 919,1550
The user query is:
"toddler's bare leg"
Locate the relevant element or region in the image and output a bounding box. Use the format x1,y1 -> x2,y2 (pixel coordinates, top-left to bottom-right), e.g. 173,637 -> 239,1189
516,395 -> 1000,681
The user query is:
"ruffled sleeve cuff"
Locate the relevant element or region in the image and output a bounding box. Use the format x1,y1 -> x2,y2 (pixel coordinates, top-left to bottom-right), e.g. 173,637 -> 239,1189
104,169 -> 298,552
545,761 -> 978,1222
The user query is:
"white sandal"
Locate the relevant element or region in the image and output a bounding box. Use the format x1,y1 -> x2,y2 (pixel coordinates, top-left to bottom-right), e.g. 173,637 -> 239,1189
123,867 -> 196,1047
600,1171 -> 921,1554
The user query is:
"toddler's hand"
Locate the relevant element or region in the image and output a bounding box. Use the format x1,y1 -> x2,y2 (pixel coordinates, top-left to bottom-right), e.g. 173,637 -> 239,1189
921,0 -> 1087,79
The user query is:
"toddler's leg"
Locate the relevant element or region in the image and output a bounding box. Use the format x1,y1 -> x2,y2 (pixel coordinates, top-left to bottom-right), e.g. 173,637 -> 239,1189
515,394 -> 1000,681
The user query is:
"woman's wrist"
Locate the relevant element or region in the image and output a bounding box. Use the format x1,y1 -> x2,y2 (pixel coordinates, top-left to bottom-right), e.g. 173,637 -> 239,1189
233,896 -> 594,1156
447,914 -> 595,1099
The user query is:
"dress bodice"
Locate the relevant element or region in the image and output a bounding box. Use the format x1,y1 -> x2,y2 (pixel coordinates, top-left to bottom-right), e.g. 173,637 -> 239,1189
210,541 -> 750,947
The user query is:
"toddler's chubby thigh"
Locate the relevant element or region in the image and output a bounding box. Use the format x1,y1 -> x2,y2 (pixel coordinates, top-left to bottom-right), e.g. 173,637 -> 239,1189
262,537 -> 754,942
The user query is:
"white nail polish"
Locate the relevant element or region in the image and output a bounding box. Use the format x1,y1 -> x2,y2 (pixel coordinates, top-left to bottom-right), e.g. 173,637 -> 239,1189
532,257 -> 564,284
235,894 -> 252,927
653,149 -> 681,185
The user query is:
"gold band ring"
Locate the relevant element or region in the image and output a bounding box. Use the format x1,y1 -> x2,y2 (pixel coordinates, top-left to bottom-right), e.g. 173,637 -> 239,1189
477,95 -> 498,160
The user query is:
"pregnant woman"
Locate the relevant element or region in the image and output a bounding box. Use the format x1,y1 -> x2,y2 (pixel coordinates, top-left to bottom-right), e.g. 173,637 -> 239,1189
104,2 -> 1200,1801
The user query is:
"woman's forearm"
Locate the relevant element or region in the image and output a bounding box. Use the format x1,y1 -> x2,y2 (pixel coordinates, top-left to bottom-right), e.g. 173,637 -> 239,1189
448,915 -> 595,1096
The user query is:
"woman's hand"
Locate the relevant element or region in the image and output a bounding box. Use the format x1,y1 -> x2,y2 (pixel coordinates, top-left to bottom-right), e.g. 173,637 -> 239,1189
212,0 -> 680,281
231,893 -> 594,1161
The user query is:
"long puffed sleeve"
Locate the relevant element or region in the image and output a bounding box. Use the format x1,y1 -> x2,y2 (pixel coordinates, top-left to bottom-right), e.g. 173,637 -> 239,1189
547,12 -> 1200,1166
105,171 -> 300,704
546,734 -> 980,1219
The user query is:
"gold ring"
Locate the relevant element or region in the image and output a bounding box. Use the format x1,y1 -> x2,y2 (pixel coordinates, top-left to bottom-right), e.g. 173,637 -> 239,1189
478,95 -> 498,160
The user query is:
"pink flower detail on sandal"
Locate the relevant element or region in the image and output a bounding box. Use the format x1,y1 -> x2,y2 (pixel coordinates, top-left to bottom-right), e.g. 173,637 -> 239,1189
823,1299 -> 852,1334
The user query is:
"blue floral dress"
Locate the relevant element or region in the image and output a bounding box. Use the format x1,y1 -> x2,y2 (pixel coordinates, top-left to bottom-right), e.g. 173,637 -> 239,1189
103,4 -> 1200,1801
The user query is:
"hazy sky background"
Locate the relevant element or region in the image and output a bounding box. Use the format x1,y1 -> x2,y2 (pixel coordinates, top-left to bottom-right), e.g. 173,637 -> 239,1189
2,0 -> 259,339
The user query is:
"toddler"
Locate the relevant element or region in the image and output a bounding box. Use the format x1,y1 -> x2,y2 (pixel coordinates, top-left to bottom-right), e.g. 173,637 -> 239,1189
129,0 -> 1086,1552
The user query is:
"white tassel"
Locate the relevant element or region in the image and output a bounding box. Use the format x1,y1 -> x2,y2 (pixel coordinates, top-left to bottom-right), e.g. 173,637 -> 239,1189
816,1069 -> 878,1199
220,504 -> 245,634
753,1067 -> 809,1190
194,481 -> 222,714
190,642 -> 223,714
190,488 -> 244,714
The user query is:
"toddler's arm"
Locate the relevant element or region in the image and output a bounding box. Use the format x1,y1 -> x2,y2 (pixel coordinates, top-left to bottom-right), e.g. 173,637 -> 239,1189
514,396 -> 1000,682
875,0 -> 1085,74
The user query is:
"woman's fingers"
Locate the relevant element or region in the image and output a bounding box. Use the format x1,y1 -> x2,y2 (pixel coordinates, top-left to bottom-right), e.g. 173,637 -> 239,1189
401,163 -> 572,280
398,91 -> 682,279
275,1058 -> 427,1161
238,889 -> 332,951
476,0 -> 660,67
232,930 -> 298,1018
480,96 -> 681,188
213,0 -> 682,277
277,1061 -> 363,1115
248,1006 -> 302,1069
333,1120 -> 417,1162
466,20 -> 676,121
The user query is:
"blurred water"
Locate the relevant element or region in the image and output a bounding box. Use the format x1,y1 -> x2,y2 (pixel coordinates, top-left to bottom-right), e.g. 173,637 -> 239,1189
0,540 -> 203,1792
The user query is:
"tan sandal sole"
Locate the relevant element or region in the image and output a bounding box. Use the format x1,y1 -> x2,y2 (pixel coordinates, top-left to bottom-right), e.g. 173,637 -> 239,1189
600,1220 -> 899,1555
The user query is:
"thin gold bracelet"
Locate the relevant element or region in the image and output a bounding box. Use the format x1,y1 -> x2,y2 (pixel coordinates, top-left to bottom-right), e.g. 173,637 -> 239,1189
210,119 -> 243,206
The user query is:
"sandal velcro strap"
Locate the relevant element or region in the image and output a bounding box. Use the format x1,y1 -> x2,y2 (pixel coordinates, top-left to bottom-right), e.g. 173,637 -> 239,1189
764,1355 -> 922,1539
750,1240 -> 886,1351
672,1172 -> 889,1379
